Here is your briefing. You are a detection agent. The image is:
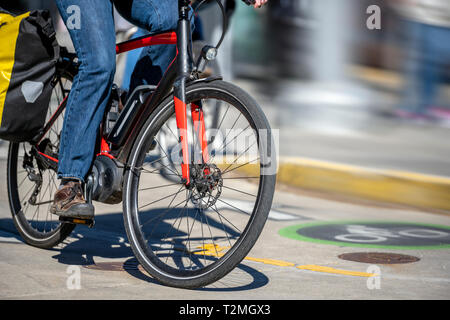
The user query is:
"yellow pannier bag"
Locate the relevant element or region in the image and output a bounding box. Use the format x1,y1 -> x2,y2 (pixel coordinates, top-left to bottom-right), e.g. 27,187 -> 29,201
0,9 -> 59,142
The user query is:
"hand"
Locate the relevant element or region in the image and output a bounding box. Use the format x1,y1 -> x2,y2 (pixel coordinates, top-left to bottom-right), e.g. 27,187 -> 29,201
253,0 -> 268,8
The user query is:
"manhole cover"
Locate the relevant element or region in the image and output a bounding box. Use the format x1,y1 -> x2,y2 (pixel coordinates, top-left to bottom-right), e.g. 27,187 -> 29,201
83,260 -> 143,272
338,252 -> 420,264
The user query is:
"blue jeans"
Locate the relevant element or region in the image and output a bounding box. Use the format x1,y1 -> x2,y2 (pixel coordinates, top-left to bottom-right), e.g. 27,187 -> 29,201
399,21 -> 450,115
122,15 -> 203,91
55,0 -> 178,182
121,28 -> 147,91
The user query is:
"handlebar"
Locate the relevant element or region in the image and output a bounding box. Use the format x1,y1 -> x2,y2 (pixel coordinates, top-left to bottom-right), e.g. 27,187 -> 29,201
241,0 -> 256,5
191,0 -> 257,49
192,0 -> 227,49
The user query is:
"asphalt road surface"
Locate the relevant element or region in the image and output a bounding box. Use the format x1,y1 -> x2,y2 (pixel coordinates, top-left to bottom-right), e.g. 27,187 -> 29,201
0,158 -> 449,300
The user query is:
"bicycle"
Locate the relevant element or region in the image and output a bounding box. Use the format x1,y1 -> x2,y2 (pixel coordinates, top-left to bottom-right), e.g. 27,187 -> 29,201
7,0 -> 276,289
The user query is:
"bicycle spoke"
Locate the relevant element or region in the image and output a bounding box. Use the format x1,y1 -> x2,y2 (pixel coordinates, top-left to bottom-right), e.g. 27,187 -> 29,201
142,157 -> 181,178
222,157 -> 260,175
164,122 -> 179,141
184,207 -> 201,270
144,153 -> 170,166
208,124 -> 251,165
19,183 -> 36,208
17,174 -> 29,189
215,197 -> 251,218
222,185 -> 257,198
209,204 -> 243,234
160,194 -> 190,241
216,104 -> 230,134
154,138 -> 181,176
140,186 -> 186,229
138,186 -> 184,210
138,182 -> 181,192
222,176 -> 259,180
202,208 -> 220,258
221,140 -> 257,173
213,204 -> 233,248
208,120 -> 241,162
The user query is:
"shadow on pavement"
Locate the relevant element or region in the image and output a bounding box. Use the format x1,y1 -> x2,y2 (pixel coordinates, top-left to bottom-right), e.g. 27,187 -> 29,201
122,256 -> 269,291
0,209 -> 269,291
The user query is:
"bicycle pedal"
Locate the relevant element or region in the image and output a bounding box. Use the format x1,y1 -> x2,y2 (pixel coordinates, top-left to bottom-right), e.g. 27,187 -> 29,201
59,216 -> 95,228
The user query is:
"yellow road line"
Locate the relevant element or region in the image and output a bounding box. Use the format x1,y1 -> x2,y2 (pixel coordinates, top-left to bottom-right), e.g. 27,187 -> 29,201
297,264 -> 376,277
244,257 -> 295,267
193,244 -> 374,277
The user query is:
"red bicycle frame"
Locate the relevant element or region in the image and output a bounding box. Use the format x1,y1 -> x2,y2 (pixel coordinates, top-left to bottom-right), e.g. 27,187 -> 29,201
112,0 -> 204,185
38,0 -> 208,186
115,32 -> 177,54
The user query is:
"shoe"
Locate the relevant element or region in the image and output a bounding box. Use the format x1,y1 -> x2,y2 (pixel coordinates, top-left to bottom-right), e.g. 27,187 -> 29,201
50,181 -> 94,219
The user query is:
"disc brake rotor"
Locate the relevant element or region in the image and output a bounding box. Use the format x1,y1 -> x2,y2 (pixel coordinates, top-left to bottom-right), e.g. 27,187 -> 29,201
189,163 -> 223,209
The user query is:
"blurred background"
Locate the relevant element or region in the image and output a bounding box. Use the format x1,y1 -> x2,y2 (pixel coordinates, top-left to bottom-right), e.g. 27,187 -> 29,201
1,0 -> 450,178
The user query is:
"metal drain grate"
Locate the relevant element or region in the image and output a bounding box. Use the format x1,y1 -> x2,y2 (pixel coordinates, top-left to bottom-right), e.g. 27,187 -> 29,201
83,260 -> 143,272
338,252 -> 420,264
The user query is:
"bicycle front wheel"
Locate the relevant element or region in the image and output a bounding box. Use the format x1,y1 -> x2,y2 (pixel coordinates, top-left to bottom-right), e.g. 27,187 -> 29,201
123,80 -> 277,288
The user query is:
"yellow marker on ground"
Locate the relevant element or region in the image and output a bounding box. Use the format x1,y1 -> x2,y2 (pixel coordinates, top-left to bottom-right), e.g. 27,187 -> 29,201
244,257 -> 295,267
193,244 -> 375,277
297,264 -> 376,277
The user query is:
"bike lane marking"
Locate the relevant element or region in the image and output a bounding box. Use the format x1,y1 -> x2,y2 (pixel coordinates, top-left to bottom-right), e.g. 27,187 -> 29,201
278,220 -> 450,250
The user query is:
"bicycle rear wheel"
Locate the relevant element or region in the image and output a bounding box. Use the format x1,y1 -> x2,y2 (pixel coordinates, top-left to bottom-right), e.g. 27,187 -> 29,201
123,80 -> 276,288
7,74 -> 75,248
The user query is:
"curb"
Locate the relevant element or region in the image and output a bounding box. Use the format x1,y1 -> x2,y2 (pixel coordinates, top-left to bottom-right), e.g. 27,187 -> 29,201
275,157 -> 450,212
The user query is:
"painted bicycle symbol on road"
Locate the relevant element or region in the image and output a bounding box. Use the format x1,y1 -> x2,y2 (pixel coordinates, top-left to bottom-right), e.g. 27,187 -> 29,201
279,221 -> 450,249
334,225 -> 449,243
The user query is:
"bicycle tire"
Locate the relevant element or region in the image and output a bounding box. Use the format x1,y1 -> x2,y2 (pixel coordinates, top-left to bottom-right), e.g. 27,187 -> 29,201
123,80 -> 276,288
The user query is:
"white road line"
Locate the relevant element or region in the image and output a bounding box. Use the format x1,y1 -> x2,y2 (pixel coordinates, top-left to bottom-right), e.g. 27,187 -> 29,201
214,198 -> 298,221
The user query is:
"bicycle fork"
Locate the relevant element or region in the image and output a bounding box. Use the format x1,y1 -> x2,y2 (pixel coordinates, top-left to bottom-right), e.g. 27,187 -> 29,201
173,0 -> 209,186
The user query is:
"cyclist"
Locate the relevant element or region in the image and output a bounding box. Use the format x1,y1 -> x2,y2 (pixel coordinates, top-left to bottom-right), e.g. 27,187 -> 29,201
50,0 -> 268,220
